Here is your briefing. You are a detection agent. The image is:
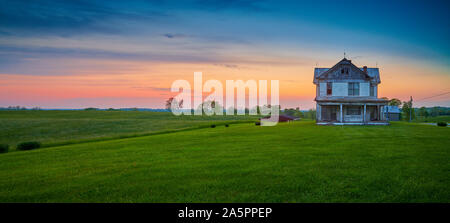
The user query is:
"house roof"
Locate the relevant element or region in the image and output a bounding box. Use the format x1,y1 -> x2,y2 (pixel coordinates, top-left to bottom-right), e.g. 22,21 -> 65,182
313,58 -> 380,84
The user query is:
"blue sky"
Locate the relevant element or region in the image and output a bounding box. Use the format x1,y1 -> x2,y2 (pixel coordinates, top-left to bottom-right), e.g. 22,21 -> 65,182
1,0 -> 449,65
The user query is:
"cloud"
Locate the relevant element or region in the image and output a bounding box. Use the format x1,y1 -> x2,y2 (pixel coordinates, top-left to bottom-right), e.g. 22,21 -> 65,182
0,44 -> 227,75
213,63 -> 240,69
132,87 -> 173,92
0,0 -> 169,37
163,33 -> 186,39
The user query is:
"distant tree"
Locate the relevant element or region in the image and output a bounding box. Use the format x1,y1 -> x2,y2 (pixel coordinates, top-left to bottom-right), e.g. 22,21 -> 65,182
165,97 -> 183,112
402,101 -> 415,121
165,97 -> 174,110
388,98 -> 402,106
418,107 -> 429,118
283,108 -> 296,117
303,109 -> 316,120
201,100 -> 222,115
430,106 -> 440,117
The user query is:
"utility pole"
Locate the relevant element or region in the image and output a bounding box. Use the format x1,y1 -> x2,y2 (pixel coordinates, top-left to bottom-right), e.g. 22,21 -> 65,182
409,96 -> 413,122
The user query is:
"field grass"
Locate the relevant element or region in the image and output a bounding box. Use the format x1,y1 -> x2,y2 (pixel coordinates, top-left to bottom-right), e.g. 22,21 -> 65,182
0,120 -> 448,202
0,110 -> 257,150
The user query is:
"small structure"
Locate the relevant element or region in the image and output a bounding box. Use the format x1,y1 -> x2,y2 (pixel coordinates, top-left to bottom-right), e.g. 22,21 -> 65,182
313,58 -> 388,125
383,106 -> 401,121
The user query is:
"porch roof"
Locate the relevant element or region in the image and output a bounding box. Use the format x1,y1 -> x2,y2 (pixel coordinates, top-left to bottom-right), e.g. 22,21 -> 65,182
315,96 -> 388,104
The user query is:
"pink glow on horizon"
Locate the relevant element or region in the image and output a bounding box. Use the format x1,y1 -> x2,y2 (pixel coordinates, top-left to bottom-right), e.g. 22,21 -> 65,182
1,58 -> 449,109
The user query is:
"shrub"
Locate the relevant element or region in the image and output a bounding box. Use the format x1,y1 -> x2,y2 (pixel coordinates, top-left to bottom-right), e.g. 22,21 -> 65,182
0,144 -> 8,153
225,124 -> 229,127
255,121 -> 261,126
437,122 -> 447,127
210,124 -> 216,128
17,141 -> 41,151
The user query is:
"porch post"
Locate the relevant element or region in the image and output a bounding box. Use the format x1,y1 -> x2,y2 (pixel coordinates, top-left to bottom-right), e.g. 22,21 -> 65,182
317,104 -> 321,121
363,104 -> 366,123
377,105 -> 380,120
340,104 -> 343,122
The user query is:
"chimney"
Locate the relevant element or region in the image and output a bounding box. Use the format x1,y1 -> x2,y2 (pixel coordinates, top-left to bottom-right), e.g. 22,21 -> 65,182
363,66 -> 367,74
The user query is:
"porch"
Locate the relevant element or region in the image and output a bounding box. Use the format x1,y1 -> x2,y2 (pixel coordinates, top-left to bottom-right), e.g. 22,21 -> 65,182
316,102 -> 389,125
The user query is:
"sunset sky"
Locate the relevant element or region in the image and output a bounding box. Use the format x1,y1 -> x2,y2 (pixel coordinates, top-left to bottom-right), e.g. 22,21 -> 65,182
1,0 -> 449,109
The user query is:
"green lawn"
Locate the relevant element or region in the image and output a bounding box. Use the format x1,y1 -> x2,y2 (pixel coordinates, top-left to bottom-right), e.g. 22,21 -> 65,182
0,110 -> 257,150
0,120 -> 448,202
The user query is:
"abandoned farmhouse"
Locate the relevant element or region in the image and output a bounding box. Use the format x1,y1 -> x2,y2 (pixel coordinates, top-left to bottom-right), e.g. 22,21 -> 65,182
314,58 -> 389,125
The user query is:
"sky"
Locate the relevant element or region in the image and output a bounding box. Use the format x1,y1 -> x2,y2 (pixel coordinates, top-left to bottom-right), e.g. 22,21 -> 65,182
0,0 -> 449,109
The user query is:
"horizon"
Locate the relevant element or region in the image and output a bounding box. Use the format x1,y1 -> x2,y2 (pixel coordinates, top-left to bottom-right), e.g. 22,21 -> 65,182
1,0 -> 449,109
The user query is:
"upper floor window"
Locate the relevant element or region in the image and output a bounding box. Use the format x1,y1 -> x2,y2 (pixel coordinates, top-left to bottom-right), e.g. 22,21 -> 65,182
370,85 -> 375,96
348,82 -> 360,96
327,82 -> 332,95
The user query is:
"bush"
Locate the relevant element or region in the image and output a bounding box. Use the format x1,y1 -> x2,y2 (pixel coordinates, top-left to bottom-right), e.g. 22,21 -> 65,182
17,141 -> 41,151
225,124 -> 229,127
255,121 -> 261,126
210,124 -> 216,128
437,122 -> 447,127
0,144 -> 8,153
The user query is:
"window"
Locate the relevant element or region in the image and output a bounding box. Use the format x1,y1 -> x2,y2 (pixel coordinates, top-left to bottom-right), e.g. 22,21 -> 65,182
327,82 -> 332,95
348,82 -> 360,96
346,106 -> 361,115
370,85 -> 375,96
341,68 -> 349,74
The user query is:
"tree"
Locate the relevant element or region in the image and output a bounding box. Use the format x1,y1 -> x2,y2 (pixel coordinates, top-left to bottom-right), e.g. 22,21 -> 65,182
418,107 -> 429,118
165,97 -> 174,110
283,108 -> 296,117
166,97 -> 183,112
401,101 -> 415,121
303,109 -> 316,120
430,107 -> 439,117
388,98 -> 402,106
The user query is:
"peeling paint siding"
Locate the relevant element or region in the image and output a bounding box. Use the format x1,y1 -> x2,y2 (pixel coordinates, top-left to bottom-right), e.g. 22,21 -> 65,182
360,82 -> 370,96
332,82 -> 348,96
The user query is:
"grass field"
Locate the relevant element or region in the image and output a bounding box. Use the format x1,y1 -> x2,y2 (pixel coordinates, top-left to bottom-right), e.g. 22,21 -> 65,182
0,113 -> 448,202
0,110 -> 257,150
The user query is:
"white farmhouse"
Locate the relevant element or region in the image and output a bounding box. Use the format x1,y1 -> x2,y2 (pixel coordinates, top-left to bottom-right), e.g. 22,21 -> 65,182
314,58 -> 388,125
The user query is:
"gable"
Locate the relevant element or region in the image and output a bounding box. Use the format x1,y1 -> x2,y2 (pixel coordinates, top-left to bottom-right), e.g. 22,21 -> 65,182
321,64 -> 369,80
317,58 -> 371,81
